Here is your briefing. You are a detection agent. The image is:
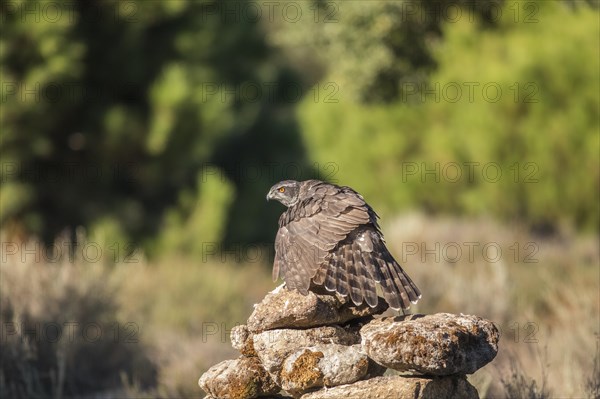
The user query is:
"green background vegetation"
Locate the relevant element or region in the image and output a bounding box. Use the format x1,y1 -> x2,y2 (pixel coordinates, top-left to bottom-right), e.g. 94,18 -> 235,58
2,0 -> 598,252
1,0 -> 598,398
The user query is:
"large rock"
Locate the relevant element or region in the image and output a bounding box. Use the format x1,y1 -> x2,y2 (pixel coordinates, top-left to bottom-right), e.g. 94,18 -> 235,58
198,356 -> 279,399
247,285 -> 388,333
280,344 -> 377,394
253,325 -> 360,384
361,313 -> 499,375
300,375 -> 479,399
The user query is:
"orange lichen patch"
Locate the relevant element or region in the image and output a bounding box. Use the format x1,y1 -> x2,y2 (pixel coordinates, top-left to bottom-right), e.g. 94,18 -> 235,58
281,349 -> 324,390
248,361 -> 279,395
225,377 -> 258,399
469,323 -> 482,336
356,357 -> 369,370
241,336 -> 257,357
215,358 -> 278,399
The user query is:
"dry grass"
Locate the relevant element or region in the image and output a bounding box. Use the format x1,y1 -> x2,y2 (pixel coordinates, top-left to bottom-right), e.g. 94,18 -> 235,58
1,213 -> 598,398
110,256 -> 273,397
499,353 -> 550,399
587,344 -> 600,399
0,234 -> 272,398
0,235 -> 156,398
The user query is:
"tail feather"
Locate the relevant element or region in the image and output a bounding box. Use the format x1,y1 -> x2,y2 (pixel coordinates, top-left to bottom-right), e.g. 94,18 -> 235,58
346,245 -> 363,305
383,254 -> 422,309
387,254 -> 421,302
376,257 -> 403,310
354,245 -> 377,307
361,251 -> 383,283
386,260 -> 411,309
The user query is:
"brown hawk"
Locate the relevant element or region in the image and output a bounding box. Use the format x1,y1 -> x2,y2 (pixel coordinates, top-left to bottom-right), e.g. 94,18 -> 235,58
266,179 -> 421,310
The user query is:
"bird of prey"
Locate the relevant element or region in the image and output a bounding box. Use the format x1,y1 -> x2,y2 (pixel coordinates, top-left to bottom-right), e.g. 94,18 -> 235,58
266,179 -> 421,310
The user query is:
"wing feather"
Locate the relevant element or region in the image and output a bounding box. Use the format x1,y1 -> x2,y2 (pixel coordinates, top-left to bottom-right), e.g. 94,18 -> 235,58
274,182 -> 372,292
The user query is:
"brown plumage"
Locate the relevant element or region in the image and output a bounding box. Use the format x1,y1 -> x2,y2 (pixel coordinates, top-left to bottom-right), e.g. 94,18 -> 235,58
266,179 -> 421,310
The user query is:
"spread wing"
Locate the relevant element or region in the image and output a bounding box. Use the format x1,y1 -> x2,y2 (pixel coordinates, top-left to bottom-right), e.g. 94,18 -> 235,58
273,185 -> 373,295
313,227 -> 422,310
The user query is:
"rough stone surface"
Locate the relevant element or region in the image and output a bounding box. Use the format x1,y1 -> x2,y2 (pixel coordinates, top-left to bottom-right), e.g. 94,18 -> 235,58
205,397 -> 291,399
280,344 -> 371,394
200,283 -> 499,399
205,396 -> 291,399
361,313 -> 499,375
300,375 -> 479,399
231,324 -> 256,357
253,325 -> 360,384
247,285 -> 388,333
198,356 -> 279,399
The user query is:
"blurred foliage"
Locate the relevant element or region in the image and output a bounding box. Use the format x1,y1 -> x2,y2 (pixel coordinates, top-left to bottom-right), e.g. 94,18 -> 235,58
0,0 -> 314,250
292,1 -> 599,233
272,0 -> 505,102
153,167 -> 235,257
0,0 -> 598,255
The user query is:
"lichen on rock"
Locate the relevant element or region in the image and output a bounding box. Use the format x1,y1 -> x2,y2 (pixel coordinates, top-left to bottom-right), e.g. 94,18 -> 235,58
280,344 -> 373,394
253,325 -> 360,385
198,286 -> 498,399
231,324 -> 256,357
299,375 -> 479,399
198,356 -> 279,399
360,313 -> 499,375
247,285 -> 388,333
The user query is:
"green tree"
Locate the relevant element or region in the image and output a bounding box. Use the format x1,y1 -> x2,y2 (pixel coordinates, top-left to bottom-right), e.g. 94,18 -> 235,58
0,0 -> 315,251
295,1 -> 599,232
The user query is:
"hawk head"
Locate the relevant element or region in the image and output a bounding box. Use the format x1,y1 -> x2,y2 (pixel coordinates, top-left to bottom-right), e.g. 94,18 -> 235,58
266,180 -> 301,207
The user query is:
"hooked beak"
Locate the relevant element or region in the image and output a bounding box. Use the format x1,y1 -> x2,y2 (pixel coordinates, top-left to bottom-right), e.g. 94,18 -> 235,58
266,190 -> 273,201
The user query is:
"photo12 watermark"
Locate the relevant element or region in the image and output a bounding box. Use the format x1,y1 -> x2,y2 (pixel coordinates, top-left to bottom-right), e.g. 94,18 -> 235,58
1,241 -> 142,264
1,161 -> 140,184
1,1 -> 139,24
495,321 -> 540,344
198,81 -> 339,104
1,321 -> 140,344
1,81 -> 139,105
198,1 -> 339,23
401,162 -> 540,184
400,82 -> 540,104
400,241 -> 539,264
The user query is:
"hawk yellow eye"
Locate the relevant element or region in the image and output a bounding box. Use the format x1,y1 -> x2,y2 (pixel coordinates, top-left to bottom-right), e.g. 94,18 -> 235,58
278,187 -> 285,193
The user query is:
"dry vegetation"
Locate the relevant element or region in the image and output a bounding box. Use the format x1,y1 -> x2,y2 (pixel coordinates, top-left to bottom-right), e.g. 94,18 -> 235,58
1,213 -> 598,398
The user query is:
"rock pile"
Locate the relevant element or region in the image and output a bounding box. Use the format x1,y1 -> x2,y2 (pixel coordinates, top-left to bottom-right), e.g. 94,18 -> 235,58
199,285 -> 499,399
